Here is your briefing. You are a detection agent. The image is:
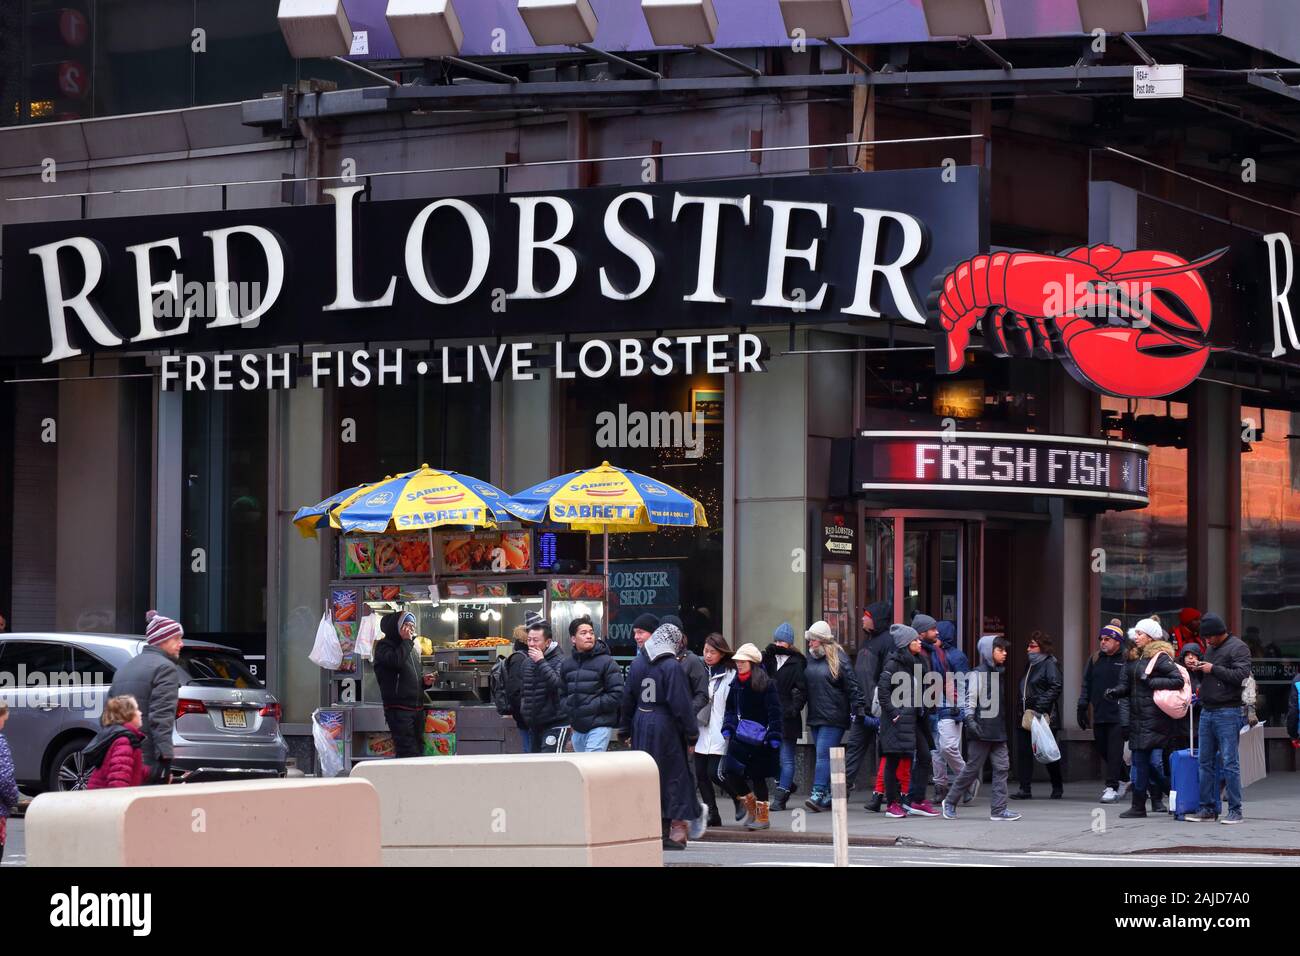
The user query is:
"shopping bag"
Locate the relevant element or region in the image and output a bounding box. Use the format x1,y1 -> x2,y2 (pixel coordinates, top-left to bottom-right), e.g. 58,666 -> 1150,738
312,710 -> 346,778
308,607 -> 342,670
354,612 -> 379,661
1239,721 -> 1267,788
1030,713 -> 1061,763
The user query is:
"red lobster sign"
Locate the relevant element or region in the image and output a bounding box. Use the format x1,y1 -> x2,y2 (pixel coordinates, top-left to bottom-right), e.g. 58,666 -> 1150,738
929,244 -> 1227,398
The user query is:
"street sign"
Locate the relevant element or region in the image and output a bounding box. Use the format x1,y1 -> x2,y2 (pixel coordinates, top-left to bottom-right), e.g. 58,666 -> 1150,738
1134,64 -> 1184,99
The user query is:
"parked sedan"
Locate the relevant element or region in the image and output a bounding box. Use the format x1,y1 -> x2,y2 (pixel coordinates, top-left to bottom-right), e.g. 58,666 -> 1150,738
0,633 -> 287,792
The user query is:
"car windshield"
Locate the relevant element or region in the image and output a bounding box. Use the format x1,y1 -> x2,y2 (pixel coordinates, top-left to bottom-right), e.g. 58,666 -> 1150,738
179,649 -> 263,689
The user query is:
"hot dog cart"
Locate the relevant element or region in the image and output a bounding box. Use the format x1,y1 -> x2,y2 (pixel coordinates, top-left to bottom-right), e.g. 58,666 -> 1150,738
316,526 -> 607,770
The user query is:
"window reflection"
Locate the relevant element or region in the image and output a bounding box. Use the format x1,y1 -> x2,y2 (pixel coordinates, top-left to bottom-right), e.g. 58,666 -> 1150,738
1240,406 -> 1300,727
1099,397 -> 1189,623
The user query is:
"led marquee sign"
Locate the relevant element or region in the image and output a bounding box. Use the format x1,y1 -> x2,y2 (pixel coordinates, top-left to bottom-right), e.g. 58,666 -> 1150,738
854,431 -> 1149,506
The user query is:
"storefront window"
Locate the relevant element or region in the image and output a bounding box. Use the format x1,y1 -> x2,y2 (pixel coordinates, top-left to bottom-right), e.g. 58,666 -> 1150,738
863,348 -> 1050,432
562,373 -> 724,655
1099,397 -> 1189,623
337,379 -> 491,490
1240,406 -> 1300,727
181,390 -> 269,665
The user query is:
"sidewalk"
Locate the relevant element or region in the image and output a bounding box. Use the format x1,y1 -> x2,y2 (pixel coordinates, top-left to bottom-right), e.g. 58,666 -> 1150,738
701,774 -> 1300,855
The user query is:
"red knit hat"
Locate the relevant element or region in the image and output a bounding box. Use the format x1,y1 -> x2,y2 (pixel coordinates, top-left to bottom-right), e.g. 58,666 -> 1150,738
145,609 -> 183,645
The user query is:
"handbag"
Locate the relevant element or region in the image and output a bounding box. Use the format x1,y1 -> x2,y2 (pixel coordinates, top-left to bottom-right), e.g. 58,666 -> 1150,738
1030,713 -> 1061,763
734,718 -> 767,747
1148,655 -> 1191,719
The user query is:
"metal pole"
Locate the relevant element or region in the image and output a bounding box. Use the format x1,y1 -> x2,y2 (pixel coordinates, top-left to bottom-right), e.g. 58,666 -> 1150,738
603,530 -> 610,617
572,43 -> 662,80
690,44 -> 761,78
831,746 -> 849,867
328,55 -> 400,88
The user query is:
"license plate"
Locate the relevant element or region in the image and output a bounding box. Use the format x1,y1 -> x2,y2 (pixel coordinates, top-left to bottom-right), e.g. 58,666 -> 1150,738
222,709 -> 247,728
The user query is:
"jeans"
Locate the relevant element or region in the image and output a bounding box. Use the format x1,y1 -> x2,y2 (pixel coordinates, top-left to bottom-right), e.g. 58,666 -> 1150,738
1131,747 -> 1167,797
778,740 -> 798,792
948,739 -> 1010,813
571,727 -> 612,752
517,725 -> 532,753
1198,707 -> 1243,815
812,725 -> 846,795
932,717 -> 966,788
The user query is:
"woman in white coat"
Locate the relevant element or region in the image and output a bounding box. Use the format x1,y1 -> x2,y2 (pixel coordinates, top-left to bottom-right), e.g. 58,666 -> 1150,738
695,633 -> 736,828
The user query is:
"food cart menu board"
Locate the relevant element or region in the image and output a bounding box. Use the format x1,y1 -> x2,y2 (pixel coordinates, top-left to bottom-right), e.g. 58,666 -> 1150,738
342,535 -> 432,577
439,531 -> 531,574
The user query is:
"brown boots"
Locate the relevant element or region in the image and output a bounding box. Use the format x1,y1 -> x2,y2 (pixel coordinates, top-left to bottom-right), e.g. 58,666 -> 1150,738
738,793 -> 757,827
664,819 -> 689,850
747,800 -> 771,830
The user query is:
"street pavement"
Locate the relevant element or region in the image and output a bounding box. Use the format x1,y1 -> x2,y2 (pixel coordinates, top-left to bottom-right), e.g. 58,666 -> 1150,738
687,773 -> 1300,857
3,774 -> 1294,868
669,841 -> 1300,867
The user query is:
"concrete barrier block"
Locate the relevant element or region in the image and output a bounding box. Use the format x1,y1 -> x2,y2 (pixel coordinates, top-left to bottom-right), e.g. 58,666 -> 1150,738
352,751 -> 662,866
26,778 -> 381,867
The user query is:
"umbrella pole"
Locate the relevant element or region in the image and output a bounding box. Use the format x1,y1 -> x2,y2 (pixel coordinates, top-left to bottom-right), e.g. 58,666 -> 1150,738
428,527 -> 437,599
603,530 -> 610,623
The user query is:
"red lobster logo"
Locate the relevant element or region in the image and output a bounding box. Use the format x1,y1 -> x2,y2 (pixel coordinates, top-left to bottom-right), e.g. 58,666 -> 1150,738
930,244 -> 1226,398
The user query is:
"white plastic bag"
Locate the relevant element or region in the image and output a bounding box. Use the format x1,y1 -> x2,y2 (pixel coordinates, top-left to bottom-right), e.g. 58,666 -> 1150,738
1239,721 -> 1267,788
312,710 -> 346,778
308,607 -> 342,670
1031,713 -> 1061,764
354,612 -> 379,661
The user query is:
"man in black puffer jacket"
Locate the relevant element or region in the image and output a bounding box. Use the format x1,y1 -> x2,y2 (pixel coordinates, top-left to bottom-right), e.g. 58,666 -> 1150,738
521,620 -> 566,752
561,616 -> 625,752
1077,623 -> 1129,803
373,611 -> 430,758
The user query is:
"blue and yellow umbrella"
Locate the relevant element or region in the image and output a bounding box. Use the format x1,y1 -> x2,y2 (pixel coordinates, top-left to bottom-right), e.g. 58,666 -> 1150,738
329,465 -> 512,534
503,461 -> 708,534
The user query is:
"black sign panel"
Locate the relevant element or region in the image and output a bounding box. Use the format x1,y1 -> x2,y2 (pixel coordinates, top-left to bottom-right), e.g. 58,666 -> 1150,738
0,168 -> 987,361
822,511 -> 857,560
853,431 -> 1149,506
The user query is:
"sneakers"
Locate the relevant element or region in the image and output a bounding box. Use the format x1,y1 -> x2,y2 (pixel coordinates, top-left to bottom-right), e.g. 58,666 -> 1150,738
933,785 -> 949,805
864,791 -> 884,813
688,803 -> 709,840
1220,811 -> 1244,825
1184,810 -> 1218,822
963,777 -> 980,804
1116,781 -> 1131,799
941,801 -> 957,820
1009,789 -> 1033,800
906,799 -> 940,817
804,793 -> 831,813
989,809 -> 1022,821
1100,787 -> 1119,803
885,801 -> 907,819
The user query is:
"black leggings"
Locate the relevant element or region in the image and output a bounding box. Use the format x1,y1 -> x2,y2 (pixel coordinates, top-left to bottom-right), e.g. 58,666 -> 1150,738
722,767 -> 769,801
695,754 -> 724,817
884,752 -> 931,804
1015,726 -> 1063,792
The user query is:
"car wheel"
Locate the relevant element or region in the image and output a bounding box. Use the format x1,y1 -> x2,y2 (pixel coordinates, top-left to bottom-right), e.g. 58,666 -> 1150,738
48,738 -> 95,793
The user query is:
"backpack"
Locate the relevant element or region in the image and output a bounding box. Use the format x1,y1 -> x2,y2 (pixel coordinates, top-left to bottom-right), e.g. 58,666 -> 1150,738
1148,654 -> 1191,719
491,654 -> 512,715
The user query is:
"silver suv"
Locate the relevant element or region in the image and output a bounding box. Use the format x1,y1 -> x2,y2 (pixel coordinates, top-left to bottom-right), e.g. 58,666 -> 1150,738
0,633 -> 287,792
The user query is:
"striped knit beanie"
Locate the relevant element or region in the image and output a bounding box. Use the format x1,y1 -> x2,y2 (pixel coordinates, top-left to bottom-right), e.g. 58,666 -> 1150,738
145,609 -> 183,645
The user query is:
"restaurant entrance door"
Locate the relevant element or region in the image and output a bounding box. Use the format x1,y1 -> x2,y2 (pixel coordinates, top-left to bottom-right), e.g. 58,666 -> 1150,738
863,512 -> 985,660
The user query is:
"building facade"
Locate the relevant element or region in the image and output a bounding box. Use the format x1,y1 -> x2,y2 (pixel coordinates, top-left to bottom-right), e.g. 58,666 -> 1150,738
2,0 -> 1299,774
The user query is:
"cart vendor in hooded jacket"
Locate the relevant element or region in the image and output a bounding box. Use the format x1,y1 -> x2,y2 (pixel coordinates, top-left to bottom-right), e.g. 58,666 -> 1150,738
374,611 -> 432,758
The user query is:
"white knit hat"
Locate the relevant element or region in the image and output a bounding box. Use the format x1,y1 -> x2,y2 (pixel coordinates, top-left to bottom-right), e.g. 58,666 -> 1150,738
1134,618 -> 1163,641
805,620 -> 835,643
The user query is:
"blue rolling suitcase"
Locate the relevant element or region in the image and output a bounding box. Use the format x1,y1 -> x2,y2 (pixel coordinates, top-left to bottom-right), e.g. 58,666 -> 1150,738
1169,709 -> 1199,821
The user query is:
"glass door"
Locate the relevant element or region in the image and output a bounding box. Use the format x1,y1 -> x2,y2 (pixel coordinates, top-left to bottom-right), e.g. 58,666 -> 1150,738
863,512 -> 984,657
